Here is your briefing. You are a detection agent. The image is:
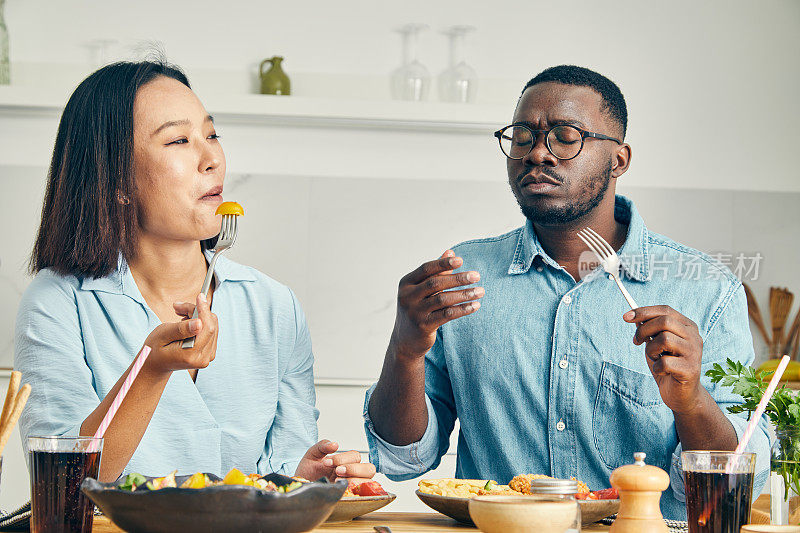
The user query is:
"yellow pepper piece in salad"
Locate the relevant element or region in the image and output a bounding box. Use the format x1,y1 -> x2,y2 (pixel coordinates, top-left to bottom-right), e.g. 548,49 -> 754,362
223,468 -> 253,486
180,472 -> 212,489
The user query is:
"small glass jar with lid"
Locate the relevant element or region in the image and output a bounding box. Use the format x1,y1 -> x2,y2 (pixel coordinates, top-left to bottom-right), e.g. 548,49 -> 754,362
530,478 -> 582,532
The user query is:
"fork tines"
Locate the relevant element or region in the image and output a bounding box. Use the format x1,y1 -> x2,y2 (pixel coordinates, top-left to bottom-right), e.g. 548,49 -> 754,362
218,214 -> 238,245
576,226 -> 639,310
577,227 -> 615,260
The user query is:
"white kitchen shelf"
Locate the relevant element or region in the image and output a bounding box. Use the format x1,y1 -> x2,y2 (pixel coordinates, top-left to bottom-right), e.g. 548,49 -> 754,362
0,85 -> 508,134
1,84 -> 795,193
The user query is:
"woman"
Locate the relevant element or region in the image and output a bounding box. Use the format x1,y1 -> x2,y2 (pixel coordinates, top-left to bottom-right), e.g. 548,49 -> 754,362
15,60 -> 374,483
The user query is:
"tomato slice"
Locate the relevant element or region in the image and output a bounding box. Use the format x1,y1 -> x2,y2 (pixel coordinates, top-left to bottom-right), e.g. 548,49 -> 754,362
351,480 -> 388,497
592,488 -> 619,500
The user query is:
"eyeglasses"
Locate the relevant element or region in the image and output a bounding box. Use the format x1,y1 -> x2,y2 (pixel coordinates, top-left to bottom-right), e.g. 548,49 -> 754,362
493,124 -> 622,161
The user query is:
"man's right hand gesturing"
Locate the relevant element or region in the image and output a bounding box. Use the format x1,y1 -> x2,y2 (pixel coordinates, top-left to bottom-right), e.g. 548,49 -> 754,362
369,249 -> 483,446
389,249 -> 484,360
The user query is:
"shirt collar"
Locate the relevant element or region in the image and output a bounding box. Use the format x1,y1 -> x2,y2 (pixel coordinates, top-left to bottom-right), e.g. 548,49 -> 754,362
79,249 -> 257,298
78,254 -> 127,296
613,195 -> 651,282
508,194 -> 651,282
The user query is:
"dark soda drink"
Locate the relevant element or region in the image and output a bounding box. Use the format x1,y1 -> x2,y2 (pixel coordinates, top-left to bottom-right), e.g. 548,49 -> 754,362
684,470 -> 754,533
29,449 -> 101,533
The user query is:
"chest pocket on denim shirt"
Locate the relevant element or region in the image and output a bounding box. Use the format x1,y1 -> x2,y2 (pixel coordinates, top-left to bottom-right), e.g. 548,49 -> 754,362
592,361 -> 674,472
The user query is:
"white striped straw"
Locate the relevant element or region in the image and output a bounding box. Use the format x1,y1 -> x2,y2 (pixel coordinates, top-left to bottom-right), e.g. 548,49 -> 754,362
734,354 -> 790,456
90,346 -> 152,451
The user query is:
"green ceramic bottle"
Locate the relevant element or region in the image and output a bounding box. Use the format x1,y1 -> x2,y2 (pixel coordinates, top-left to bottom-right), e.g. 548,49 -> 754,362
259,56 -> 290,95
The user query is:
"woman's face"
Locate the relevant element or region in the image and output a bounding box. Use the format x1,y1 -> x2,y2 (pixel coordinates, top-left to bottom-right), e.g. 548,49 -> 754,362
132,76 -> 226,243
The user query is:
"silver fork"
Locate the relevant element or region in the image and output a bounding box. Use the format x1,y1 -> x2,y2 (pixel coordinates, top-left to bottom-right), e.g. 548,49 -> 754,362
576,226 -> 639,310
181,214 -> 239,348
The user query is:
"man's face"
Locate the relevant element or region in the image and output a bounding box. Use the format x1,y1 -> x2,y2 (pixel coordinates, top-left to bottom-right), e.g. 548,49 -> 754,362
507,82 -> 622,225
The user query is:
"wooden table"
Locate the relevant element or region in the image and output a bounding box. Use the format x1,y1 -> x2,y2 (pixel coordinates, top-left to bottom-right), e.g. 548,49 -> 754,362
93,512 -> 612,532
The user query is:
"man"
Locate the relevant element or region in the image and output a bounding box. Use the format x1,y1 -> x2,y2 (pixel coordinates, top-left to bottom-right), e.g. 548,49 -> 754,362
364,65 -> 769,519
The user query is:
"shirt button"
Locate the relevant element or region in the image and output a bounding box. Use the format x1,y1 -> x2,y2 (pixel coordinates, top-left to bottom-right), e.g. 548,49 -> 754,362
556,420 -> 566,431
559,359 -> 568,369
562,295 -> 572,305
536,266 -> 543,272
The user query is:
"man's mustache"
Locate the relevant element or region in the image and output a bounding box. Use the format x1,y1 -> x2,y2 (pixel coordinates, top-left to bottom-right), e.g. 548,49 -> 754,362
516,168 -> 565,184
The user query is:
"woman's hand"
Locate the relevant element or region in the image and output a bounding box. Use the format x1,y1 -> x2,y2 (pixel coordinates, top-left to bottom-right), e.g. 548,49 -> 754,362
143,292 -> 219,375
295,440 -> 376,482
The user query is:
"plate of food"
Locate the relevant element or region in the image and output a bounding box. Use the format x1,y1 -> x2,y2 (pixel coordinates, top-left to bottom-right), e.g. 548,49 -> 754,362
324,479 -> 396,523
416,475 -> 619,526
82,468 -> 347,533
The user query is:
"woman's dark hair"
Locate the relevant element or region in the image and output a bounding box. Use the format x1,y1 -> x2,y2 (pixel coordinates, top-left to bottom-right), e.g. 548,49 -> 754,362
30,60 -> 213,278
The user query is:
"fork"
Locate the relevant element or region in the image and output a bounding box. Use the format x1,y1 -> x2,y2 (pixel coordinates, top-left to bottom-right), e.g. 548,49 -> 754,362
181,214 -> 239,348
576,227 -> 639,310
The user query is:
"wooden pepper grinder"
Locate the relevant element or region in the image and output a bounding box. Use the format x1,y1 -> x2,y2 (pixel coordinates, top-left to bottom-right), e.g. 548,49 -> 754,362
609,452 -> 670,533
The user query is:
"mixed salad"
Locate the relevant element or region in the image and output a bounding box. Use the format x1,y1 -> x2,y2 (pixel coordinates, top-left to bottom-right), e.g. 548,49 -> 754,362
118,468 -> 303,493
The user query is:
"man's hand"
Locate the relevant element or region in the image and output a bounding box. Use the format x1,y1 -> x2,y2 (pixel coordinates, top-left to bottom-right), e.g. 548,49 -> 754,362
623,305 -> 705,414
390,250 -> 484,360
367,250 -> 484,446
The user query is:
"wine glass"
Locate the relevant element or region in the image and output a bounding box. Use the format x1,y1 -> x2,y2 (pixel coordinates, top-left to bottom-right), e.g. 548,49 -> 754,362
438,25 -> 478,103
390,23 -> 431,101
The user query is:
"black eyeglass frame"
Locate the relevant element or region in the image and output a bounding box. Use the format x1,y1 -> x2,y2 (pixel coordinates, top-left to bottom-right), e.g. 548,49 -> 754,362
493,124 -> 623,161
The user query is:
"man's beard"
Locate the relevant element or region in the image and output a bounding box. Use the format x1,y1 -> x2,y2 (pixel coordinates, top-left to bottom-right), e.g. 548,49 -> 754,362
515,160 -> 613,225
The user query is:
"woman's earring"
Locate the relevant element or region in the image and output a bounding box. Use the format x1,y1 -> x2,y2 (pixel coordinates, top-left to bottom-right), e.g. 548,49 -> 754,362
117,193 -> 130,205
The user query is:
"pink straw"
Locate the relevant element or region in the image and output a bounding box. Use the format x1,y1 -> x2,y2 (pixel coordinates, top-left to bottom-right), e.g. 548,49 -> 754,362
734,354 -> 790,455
91,346 -> 152,449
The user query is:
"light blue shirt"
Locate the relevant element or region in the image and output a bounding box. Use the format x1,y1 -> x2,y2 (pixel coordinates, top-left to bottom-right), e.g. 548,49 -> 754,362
364,195 -> 771,520
16,251 -> 318,478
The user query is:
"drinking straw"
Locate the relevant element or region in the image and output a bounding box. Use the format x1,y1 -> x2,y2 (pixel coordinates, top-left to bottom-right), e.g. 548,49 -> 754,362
734,354 -> 790,455
91,346 -> 151,448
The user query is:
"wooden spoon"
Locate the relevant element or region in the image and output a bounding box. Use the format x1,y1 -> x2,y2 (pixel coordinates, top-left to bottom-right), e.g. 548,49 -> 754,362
771,288 -> 794,356
744,283 -> 771,346
783,308 -> 800,357
0,382 -> 30,457
0,370 -> 20,431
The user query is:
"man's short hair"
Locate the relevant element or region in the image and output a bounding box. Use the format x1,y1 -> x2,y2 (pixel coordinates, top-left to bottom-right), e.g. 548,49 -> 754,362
522,65 -> 628,139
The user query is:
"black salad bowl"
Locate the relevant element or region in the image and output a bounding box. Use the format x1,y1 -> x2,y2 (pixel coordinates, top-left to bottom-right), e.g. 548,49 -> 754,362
81,473 -> 347,533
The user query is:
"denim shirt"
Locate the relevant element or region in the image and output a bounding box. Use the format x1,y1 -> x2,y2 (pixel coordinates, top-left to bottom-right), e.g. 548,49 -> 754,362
16,251 -> 318,478
363,195 -> 770,520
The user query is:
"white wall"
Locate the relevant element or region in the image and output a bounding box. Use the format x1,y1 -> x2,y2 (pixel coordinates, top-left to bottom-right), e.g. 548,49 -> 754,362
0,0 -> 798,514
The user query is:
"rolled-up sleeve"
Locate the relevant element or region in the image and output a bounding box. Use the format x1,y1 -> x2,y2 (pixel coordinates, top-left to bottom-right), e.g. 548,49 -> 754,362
363,330 -> 458,480
14,273 -> 98,450
260,288 -> 319,476
669,283 -> 772,502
